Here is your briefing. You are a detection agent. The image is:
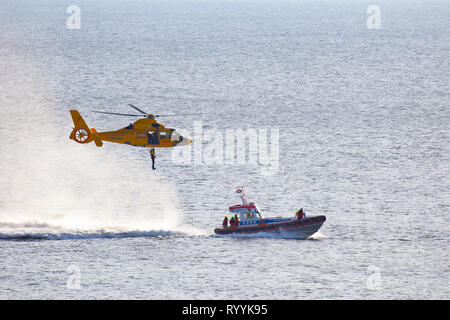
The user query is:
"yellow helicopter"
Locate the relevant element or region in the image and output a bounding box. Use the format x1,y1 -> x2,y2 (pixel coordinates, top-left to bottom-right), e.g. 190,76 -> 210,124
69,104 -> 194,148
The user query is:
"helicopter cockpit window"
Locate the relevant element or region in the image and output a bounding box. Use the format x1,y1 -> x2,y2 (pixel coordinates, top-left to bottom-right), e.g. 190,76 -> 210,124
171,131 -> 183,142
159,131 -> 170,139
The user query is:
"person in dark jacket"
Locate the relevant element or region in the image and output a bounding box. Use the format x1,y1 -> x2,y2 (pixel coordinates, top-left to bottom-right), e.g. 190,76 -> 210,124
150,148 -> 156,170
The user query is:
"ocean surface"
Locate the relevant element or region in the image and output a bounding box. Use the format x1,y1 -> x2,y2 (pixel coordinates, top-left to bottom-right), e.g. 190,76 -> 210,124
0,0 -> 449,299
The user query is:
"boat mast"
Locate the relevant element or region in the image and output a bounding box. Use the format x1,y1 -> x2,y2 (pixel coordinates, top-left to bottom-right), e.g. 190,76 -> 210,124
236,187 -> 249,206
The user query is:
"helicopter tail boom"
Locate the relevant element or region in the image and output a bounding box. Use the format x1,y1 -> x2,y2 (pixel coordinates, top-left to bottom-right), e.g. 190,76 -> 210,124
69,110 -> 103,147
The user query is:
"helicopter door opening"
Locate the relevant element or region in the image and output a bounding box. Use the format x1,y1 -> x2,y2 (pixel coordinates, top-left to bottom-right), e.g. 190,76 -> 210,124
147,131 -> 160,145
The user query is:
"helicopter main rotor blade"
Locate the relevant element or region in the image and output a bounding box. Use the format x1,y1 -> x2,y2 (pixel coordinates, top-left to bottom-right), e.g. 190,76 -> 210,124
155,113 -> 203,117
128,104 -> 202,118
93,111 -> 142,117
128,104 -> 149,115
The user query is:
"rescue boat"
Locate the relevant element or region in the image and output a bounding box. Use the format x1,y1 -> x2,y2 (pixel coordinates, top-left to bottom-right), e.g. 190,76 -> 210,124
214,188 -> 326,239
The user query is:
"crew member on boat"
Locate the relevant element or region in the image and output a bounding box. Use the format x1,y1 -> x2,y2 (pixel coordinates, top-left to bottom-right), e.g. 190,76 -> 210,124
222,216 -> 228,228
296,208 -> 304,220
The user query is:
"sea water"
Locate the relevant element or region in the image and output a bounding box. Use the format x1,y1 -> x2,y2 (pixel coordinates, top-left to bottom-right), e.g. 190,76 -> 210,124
0,0 -> 448,299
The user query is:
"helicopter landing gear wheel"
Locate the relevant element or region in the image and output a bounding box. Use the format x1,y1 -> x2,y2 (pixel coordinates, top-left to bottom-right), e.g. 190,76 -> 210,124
74,128 -> 90,143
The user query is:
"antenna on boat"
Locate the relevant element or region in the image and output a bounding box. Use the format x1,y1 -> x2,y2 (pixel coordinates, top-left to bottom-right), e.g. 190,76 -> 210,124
236,187 -> 249,206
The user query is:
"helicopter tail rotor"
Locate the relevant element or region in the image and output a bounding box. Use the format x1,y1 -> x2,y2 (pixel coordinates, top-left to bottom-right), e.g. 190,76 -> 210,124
69,110 -> 103,147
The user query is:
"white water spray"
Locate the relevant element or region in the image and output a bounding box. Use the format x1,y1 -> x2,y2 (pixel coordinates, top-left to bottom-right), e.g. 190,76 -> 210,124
0,49 -> 200,238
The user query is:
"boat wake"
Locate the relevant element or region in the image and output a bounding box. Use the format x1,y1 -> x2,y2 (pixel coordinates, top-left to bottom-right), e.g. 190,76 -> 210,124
0,230 -> 182,241
0,221 -> 201,241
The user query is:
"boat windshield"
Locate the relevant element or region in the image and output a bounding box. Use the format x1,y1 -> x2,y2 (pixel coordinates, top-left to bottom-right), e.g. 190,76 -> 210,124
253,203 -> 264,218
245,211 -> 262,219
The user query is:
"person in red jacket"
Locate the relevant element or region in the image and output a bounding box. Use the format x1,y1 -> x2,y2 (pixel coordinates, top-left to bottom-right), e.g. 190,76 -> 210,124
222,216 -> 228,228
